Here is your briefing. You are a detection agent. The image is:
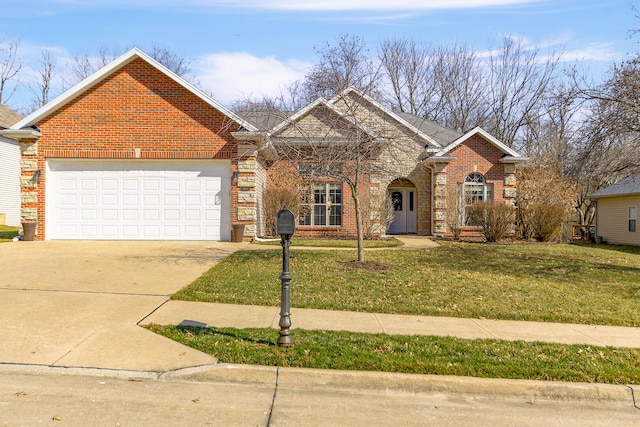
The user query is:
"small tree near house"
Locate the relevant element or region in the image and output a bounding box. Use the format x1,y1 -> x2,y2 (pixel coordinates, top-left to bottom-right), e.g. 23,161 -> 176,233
262,161 -> 307,237
445,184 -> 463,240
262,91 -> 422,262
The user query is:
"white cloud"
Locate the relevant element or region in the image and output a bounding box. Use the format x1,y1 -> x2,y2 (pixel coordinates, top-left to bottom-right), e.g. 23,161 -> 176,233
51,0 -> 541,11
559,42 -> 620,63
194,52 -> 311,105
218,0 -> 539,11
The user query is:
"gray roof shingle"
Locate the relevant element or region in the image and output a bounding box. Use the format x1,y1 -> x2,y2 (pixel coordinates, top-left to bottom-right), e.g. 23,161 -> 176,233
0,105 -> 23,129
395,112 -> 462,146
590,173 -> 640,198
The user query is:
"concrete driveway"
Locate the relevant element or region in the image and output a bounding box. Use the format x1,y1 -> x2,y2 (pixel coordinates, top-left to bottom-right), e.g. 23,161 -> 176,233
0,240 -> 243,372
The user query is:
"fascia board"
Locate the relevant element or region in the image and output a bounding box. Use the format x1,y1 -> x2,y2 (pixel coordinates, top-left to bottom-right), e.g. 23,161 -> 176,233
435,127 -> 523,158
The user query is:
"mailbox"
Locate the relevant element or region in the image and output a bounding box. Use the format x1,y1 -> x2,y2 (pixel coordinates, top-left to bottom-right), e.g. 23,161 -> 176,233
276,207 -> 296,236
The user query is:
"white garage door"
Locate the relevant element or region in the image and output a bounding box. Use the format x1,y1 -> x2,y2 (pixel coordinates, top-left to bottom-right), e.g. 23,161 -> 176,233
46,160 -> 231,241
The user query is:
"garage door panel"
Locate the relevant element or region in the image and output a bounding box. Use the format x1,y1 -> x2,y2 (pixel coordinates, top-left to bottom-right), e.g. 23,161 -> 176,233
47,160 -> 231,240
123,180 -> 138,191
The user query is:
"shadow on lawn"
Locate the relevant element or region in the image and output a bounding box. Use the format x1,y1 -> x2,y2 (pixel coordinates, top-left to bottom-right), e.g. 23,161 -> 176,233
177,325 -> 277,347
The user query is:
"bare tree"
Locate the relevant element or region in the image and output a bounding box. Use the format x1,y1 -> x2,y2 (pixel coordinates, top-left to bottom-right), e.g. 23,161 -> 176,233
379,40 -> 486,132
148,45 -> 192,79
261,90 -> 422,262
379,38 -> 441,118
484,36 -> 561,150
28,49 -> 56,111
568,56 -> 640,225
63,45 -> 193,90
0,37 -> 23,105
297,34 -> 382,105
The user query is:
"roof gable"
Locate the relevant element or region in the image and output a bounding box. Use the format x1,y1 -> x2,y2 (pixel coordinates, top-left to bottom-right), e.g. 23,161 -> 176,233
268,97 -> 378,141
329,87 -> 442,149
10,48 -> 257,132
434,127 -> 525,161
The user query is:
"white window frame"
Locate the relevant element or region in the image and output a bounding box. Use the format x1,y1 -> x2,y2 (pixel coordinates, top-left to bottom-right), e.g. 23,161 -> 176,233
629,206 -> 637,233
459,173 -> 493,226
299,183 -> 342,227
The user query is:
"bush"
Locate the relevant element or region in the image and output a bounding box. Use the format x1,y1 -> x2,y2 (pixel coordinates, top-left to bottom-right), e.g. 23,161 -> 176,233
522,204 -> 566,242
467,201 -> 516,242
263,185 -> 301,237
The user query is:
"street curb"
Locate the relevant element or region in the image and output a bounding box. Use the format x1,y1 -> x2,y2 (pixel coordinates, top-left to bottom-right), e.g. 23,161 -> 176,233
2,362 -> 637,407
167,363 -> 638,405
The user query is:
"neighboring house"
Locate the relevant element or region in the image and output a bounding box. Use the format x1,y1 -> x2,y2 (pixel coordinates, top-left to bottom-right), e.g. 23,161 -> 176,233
590,173 -> 640,246
0,48 -> 526,241
0,105 -> 23,226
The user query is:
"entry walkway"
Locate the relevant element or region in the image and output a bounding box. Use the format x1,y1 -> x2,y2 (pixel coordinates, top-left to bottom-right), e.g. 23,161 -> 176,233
144,301 -> 640,349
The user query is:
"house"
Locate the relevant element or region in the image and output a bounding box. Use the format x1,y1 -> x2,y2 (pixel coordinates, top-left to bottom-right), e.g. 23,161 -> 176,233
590,173 -> 640,246
0,105 -> 23,226
235,88 -> 527,238
0,48 -> 526,241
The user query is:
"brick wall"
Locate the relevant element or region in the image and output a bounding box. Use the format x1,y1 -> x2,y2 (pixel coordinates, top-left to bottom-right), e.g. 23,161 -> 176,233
20,58 -> 246,240
433,134 -> 518,236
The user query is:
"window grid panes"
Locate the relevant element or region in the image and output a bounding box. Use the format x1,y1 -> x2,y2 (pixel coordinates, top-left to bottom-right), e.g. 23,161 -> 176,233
630,206 -> 637,233
460,173 -> 493,226
299,183 -> 342,226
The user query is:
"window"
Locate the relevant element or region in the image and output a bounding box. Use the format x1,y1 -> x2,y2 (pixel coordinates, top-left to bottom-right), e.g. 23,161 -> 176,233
391,191 -> 403,211
459,173 -> 493,226
630,206 -> 637,233
299,183 -> 342,226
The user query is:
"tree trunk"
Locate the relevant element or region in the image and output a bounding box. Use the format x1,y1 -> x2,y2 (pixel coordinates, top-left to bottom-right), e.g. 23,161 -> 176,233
353,190 -> 365,263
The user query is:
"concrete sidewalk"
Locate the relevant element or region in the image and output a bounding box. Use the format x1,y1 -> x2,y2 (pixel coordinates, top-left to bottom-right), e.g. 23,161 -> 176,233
144,301 -> 640,349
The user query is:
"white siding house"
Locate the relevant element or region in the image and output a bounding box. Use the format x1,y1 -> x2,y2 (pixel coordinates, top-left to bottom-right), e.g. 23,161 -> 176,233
590,173 -> 640,246
0,106 -> 23,226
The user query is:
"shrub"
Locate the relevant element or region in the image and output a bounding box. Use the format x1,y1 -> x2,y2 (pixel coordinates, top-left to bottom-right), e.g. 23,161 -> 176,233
263,185 -> 301,236
262,161 -> 306,236
467,201 -> 516,242
523,204 -> 566,242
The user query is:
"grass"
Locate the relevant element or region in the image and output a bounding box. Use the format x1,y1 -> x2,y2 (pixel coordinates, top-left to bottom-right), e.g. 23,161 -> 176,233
172,242 -> 640,327
147,325 -> 640,385
0,225 -> 19,242
250,237 -> 404,248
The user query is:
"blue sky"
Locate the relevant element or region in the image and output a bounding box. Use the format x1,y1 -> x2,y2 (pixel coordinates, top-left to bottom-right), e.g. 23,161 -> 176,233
1,0 -> 638,111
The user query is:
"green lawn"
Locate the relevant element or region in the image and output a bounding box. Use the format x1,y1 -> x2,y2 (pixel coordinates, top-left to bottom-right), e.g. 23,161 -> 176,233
147,325 -> 640,385
0,225 -> 19,243
162,242 -> 640,383
173,242 -> 640,327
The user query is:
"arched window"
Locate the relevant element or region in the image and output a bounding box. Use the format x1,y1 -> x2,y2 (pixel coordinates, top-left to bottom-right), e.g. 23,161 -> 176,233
460,173 -> 493,226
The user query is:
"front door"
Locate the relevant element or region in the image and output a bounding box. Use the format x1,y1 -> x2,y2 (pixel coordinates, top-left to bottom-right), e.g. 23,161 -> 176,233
387,188 -> 417,234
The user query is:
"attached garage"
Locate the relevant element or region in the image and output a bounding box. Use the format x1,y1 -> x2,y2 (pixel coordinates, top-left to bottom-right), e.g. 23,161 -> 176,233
46,160 -> 231,241
0,48 -> 261,241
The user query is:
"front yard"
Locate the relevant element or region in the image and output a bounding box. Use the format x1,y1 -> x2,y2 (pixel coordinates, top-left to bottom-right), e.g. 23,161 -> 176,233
173,242 -> 640,327
152,241 -> 640,384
